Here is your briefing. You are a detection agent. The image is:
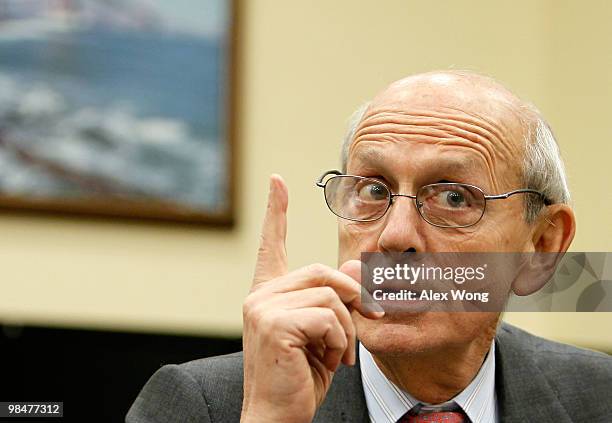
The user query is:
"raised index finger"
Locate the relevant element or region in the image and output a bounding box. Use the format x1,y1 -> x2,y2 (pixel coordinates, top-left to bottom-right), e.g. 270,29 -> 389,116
252,174 -> 289,286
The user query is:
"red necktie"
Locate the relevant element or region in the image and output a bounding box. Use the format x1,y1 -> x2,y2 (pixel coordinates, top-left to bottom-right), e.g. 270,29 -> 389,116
399,410 -> 467,422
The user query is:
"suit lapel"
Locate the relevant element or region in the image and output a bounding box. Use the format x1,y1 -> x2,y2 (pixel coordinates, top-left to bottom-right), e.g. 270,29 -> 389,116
495,324 -> 572,423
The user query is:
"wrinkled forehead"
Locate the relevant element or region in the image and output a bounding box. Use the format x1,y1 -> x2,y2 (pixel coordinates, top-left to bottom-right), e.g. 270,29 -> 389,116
347,74 -> 528,188
370,73 -> 526,132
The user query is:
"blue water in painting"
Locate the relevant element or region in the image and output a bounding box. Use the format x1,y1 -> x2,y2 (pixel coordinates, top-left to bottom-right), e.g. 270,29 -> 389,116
0,29 -> 228,210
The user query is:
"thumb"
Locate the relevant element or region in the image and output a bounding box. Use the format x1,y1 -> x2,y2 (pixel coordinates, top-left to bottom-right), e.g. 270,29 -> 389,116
339,260 -> 362,284
253,174 -> 289,286
340,259 -> 384,315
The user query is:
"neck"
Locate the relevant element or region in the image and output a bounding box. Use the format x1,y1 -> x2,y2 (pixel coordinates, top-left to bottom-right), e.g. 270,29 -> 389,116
372,326 -> 496,404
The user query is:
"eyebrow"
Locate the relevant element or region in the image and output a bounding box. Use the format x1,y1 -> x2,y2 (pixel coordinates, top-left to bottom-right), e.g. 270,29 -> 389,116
350,148 -> 385,167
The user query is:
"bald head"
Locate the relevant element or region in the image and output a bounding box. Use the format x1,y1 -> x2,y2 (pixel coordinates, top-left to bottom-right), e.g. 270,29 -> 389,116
369,70 -> 531,156
375,70 -> 523,111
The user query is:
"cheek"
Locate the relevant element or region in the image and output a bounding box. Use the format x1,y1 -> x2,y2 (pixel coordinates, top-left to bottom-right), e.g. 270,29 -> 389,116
439,225 -> 524,252
338,221 -> 382,261
476,213 -> 533,251
437,206 -> 533,252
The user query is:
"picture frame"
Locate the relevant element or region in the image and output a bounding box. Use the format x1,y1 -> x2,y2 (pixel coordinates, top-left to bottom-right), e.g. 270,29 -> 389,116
0,0 -> 237,225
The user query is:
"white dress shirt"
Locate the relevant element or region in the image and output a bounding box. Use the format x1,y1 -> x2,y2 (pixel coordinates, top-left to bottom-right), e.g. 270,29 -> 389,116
359,341 -> 498,423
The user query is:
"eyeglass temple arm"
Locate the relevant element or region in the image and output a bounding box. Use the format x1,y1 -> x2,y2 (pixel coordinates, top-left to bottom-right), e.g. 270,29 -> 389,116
485,189 -> 552,205
315,170 -> 343,187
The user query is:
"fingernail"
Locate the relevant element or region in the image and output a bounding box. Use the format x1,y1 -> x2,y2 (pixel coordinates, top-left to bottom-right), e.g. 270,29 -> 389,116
366,299 -> 385,313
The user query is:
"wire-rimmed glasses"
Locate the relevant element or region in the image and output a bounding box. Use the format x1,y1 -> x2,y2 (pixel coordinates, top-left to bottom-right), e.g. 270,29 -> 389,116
316,170 -> 552,228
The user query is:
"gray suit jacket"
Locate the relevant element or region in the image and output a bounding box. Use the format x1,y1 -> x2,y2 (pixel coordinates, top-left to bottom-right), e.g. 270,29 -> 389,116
126,323 -> 612,422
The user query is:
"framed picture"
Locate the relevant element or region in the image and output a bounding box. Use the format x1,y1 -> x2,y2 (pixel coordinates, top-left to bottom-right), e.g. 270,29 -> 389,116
0,0 -> 236,225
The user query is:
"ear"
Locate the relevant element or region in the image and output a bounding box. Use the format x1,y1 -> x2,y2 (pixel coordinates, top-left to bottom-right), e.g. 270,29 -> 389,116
512,204 -> 576,296
531,204 -> 576,254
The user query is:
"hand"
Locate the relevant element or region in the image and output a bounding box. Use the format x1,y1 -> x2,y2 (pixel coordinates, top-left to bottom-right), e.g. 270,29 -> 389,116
240,175 -> 384,423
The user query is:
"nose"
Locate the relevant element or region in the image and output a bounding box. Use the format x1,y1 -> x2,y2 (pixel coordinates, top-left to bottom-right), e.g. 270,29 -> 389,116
377,195 -> 426,253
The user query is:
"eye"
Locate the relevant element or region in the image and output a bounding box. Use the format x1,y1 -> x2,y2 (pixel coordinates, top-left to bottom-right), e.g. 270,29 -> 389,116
423,185 -> 476,210
445,190 -> 466,208
356,181 -> 389,202
432,180 -> 468,207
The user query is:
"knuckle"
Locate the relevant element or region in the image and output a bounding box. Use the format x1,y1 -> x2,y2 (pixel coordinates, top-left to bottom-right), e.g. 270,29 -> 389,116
242,295 -> 262,321
242,290 -> 257,309
345,321 -> 355,338
242,306 -> 255,325
322,322 -> 334,336
320,286 -> 337,300
307,262 -> 329,279
321,307 -> 336,322
242,297 -> 253,318
259,310 -> 283,332
246,298 -> 303,341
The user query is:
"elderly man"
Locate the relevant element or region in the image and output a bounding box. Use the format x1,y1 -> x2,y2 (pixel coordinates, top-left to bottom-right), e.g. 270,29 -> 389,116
127,71 -> 611,423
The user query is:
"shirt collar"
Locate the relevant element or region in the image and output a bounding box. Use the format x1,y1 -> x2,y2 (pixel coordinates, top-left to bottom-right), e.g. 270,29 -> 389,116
359,341 -> 497,423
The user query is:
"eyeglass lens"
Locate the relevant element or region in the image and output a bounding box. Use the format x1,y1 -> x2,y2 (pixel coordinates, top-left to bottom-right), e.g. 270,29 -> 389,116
324,176 -> 486,227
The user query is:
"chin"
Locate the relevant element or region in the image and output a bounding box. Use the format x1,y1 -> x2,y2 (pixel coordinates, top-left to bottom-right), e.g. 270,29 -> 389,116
353,311 -> 499,357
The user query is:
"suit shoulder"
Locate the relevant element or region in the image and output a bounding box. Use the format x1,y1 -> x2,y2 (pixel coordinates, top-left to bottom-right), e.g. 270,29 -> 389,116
178,351 -> 244,375
127,352 -> 244,422
177,351 -> 245,389
499,323 -> 611,367
498,323 -> 612,415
